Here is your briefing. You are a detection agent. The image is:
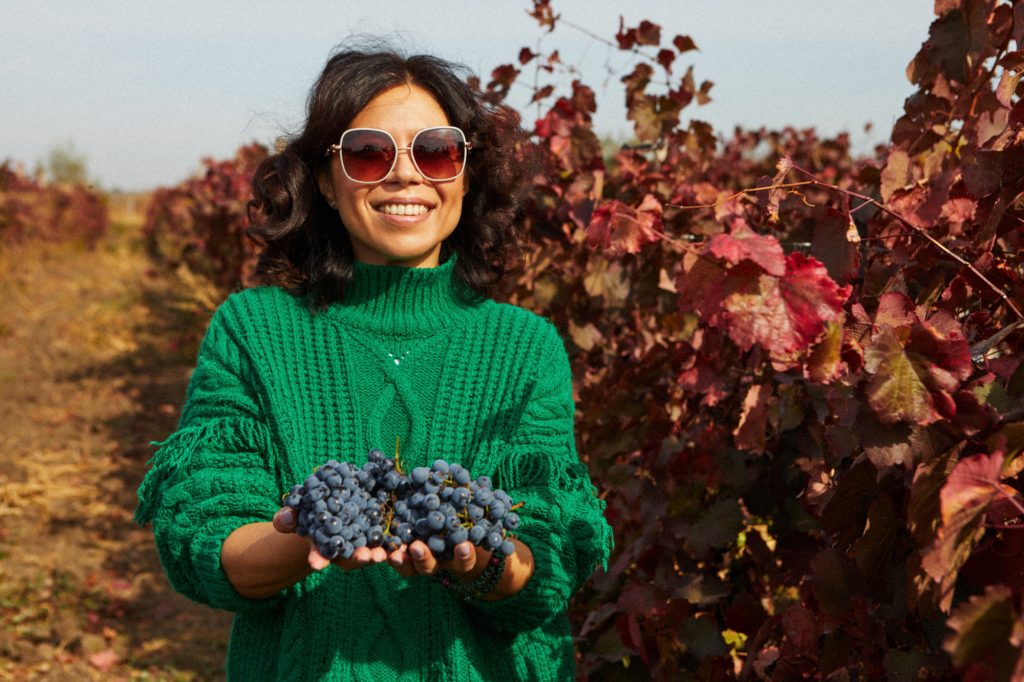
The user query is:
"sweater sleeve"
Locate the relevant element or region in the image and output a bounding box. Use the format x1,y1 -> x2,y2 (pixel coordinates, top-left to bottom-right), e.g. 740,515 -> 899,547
134,302 -> 283,613
464,323 -> 613,632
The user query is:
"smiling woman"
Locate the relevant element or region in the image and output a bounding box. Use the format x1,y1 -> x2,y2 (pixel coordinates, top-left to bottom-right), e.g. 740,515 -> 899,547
245,49 -> 528,306
316,84 -> 468,268
134,45 -> 613,682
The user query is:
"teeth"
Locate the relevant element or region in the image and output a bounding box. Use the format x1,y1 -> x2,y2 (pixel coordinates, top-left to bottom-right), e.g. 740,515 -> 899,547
379,203 -> 428,216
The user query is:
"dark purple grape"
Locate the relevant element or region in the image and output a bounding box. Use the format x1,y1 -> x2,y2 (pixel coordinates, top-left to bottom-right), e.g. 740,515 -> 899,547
468,525 -> 486,544
447,527 -> 469,546
426,511 -> 445,531
395,523 -> 414,544
427,536 -> 446,554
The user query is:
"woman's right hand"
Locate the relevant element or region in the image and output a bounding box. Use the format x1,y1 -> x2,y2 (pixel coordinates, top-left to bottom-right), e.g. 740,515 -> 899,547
272,506 -> 389,571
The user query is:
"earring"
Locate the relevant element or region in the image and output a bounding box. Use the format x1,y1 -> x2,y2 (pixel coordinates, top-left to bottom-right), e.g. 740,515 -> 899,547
325,197 -> 337,209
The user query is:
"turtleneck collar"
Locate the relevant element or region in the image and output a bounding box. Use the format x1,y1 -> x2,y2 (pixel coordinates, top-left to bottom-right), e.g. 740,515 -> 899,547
324,256 -> 482,336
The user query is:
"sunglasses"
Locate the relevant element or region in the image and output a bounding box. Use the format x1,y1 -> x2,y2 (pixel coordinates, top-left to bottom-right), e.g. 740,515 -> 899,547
325,126 -> 471,184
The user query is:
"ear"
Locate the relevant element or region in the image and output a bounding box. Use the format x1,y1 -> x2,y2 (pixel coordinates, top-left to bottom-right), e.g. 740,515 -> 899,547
316,168 -> 337,208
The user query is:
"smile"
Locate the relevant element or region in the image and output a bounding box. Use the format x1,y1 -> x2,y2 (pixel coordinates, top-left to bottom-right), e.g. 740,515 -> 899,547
376,203 -> 430,216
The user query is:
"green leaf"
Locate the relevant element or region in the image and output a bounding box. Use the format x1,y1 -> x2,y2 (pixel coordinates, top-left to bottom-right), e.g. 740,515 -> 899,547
943,585 -> 1015,668
865,326 -> 936,424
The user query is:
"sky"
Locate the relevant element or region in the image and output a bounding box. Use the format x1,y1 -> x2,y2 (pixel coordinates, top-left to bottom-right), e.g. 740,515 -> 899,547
1,1 -> 937,192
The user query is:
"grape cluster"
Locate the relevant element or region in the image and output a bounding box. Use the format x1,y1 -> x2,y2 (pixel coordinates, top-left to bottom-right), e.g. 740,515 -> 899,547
284,449 -> 520,562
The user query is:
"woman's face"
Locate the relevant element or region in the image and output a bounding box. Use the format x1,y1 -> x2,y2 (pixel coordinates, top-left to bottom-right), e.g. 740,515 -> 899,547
318,83 -> 467,268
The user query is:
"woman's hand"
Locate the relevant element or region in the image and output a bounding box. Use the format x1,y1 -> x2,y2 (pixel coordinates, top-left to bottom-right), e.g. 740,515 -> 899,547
273,506 -> 390,572
387,539 -> 484,580
388,537 -> 535,601
272,507 -> 535,599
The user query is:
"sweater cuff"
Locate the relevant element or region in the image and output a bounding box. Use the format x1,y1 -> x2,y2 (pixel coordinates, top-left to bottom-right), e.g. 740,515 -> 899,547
189,516 -> 286,612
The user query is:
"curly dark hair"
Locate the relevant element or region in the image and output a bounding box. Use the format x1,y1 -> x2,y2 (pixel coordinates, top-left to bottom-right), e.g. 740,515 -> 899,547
247,47 -> 531,308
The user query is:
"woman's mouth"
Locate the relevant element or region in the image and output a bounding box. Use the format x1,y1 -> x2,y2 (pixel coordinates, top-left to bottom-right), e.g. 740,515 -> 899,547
377,203 -> 429,216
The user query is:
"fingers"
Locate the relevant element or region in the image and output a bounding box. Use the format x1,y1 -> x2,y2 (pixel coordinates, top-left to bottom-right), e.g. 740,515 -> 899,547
387,545 -> 418,577
446,542 -> 477,576
407,540 -> 437,575
307,545 -> 331,571
273,506 -> 297,534
307,543 -> 389,572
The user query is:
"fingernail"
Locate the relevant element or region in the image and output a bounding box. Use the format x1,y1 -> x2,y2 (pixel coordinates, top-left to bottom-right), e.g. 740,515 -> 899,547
457,545 -> 471,559
410,546 -> 424,560
280,508 -> 294,526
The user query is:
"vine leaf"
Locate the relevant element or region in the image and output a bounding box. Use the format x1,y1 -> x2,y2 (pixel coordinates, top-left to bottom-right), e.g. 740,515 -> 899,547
708,223 -> 785,276
921,445 -> 1018,611
864,311 -> 973,425
585,195 -> 662,254
943,585 -> 1015,670
734,383 -> 772,453
721,253 -> 849,363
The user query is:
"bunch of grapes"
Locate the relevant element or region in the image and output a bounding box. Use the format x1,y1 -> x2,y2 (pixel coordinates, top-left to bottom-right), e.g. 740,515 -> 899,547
283,450 -> 520,562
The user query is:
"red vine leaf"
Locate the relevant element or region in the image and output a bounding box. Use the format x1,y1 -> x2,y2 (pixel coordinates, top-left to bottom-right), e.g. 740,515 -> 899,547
921,446 -> 1016,611
585,195 -> 662,254
810,204 -> 861,284
518,47 -> 538,65
708,223 -> 786,276
673,34 -> 697,54
940,448 -> 1014,530
656,49 -> 675,73
527,0 -> 558,31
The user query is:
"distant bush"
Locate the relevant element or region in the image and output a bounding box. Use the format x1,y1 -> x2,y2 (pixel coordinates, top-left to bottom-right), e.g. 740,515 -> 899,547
142,143 -> 268,294
0,161 -> 108,248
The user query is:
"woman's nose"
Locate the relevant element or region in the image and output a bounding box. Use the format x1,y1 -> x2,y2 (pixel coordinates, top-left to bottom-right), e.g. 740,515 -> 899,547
386,147 -> 422,185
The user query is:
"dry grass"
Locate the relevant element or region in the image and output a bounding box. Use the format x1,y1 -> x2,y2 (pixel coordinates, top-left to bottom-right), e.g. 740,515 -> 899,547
0,220 -> 232,680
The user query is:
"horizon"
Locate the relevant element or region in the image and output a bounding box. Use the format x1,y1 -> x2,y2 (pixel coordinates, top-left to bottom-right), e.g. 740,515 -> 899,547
1,1 -> 936,192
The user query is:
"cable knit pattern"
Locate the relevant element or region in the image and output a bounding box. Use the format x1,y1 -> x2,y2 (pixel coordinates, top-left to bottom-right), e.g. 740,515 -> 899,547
135,257 -> 612,681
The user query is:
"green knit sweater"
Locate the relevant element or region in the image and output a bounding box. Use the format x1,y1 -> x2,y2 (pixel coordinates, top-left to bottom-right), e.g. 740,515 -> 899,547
135,257 -> 612,681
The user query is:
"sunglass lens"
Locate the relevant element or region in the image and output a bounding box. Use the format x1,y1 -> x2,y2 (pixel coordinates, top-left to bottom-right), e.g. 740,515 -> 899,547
413,128 -> 465,181
341,130 -> 394,182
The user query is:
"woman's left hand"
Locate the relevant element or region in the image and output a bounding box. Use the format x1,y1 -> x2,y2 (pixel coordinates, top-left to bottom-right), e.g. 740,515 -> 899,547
387,539 -> 482,579
388,537 -> 535,600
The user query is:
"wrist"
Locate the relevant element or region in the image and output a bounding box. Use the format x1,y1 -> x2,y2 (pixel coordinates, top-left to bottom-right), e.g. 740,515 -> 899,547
434,538 -> 534,601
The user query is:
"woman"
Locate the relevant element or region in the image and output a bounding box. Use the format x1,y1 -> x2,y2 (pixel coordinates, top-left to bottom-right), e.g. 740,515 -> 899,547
135,47 -> 612,681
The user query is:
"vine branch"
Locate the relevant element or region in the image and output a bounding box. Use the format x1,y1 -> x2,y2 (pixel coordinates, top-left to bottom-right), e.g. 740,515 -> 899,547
668,162 -> 1024,323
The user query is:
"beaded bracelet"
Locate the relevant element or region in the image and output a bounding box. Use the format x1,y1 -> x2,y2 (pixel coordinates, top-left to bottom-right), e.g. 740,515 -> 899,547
433,551 -> 507,601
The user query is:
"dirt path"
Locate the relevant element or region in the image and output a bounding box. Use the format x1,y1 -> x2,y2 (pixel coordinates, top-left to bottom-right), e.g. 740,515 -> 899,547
0,221 -> 232,680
